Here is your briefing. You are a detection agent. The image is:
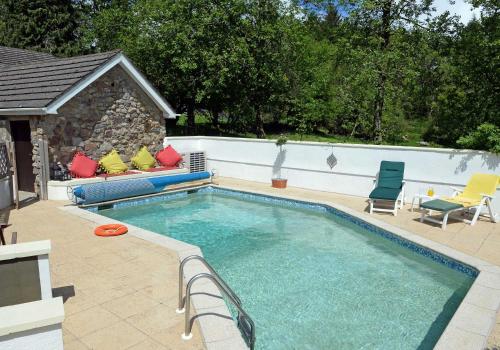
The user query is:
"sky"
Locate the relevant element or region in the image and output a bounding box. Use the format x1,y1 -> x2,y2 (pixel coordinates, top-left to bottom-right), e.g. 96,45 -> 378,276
432,0 -> 481,24
295,0 -> 482,24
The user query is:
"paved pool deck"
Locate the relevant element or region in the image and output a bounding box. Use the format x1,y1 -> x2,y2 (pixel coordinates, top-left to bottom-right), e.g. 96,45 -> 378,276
4,200 -> 204,350
3,176 -> 500,349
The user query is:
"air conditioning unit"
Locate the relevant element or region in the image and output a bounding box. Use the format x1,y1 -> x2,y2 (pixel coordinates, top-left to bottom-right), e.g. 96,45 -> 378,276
182,151 -> 207,173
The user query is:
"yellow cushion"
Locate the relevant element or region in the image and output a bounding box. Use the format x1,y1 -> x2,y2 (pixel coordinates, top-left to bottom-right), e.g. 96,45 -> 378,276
99,150 -> 128,174
444,173 -> 499,207
131,146 -> 156,170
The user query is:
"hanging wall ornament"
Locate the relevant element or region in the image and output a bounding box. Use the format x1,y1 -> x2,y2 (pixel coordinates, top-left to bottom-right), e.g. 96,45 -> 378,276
327,143 -> 337,170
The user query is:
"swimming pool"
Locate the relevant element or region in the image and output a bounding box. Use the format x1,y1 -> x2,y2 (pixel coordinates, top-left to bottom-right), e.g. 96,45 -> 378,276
95,187 -> 476,349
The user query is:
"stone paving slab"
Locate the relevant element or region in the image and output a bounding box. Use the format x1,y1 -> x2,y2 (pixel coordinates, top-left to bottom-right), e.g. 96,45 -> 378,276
4,200 -> 204,350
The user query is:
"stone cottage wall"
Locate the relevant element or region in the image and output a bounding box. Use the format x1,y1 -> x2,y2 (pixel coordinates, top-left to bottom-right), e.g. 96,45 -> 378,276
40,65 -> 166,165
30,117 -> 44,194
0,119 -> 10,142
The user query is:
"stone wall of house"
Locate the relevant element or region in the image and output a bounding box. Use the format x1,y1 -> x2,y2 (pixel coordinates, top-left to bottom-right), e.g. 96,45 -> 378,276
40,65 -> 166,165
29,117 -> 44,194
0,119 -> 10,143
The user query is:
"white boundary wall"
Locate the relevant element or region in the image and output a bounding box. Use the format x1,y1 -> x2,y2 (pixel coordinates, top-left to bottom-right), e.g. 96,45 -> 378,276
0,242 -> 64,350
0,325 -> 63,350
168,136 -> 500,213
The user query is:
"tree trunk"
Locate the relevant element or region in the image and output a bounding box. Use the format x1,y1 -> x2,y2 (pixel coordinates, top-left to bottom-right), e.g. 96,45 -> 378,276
255,107 -> 266,138
373,0 -> 392,143
186,101 -> 195,135
211,108 -> 220,135
374,72 -> 386,143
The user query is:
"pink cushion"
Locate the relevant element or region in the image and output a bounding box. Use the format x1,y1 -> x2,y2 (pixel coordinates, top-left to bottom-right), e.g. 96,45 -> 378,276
70,152 -> 98,178
155,146 -> 182,167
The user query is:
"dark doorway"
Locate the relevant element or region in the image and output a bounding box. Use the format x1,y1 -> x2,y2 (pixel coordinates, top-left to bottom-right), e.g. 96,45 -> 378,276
10,120 -> 35,192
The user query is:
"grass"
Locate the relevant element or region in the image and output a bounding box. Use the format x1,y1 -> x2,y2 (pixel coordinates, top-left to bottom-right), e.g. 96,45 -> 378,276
171,114 -> 441,148
265,133 -> 364,144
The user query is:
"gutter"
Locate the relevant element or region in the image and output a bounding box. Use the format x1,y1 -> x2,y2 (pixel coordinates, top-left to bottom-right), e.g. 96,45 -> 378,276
0,107 -> 55,116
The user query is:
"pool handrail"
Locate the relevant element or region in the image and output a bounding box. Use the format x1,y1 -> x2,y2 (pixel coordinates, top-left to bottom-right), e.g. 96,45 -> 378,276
181,272 -> 256,350
177,254 -> 241,313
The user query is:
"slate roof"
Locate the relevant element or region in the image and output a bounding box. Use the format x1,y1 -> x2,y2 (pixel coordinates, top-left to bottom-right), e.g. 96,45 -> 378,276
0,47 -> 121,109
0,46 -> 55,67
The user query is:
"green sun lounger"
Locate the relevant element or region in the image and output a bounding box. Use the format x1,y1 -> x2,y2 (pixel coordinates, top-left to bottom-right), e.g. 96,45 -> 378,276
420,199 -> 464,230
369,161 -> 406,216
421,199 -> 463,212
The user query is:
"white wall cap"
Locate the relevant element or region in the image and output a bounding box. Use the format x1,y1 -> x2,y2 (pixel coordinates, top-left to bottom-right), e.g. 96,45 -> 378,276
0,297 -> 64,337
166,135 -> 496,155
0,240 -> 51,261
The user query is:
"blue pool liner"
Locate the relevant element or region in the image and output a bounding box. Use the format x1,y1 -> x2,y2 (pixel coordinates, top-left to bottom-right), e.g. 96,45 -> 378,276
73,171 -> 210,205
202,187 -> 479,278
87,185 -> 478,278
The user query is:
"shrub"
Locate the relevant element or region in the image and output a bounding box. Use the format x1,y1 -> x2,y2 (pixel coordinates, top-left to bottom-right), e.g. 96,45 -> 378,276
275,134 -> 288,147
457,123 -> 500,153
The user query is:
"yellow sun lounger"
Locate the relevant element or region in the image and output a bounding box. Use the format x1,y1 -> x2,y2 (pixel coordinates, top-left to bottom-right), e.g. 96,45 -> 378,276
420,173 -> 499,229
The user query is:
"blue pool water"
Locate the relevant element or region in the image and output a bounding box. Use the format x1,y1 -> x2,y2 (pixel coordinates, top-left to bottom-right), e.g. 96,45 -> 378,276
97,188 -> 475,350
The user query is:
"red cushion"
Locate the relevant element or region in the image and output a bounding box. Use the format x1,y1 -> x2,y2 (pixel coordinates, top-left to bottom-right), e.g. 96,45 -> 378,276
69,152 -> 98,178
155,146 -> 182,167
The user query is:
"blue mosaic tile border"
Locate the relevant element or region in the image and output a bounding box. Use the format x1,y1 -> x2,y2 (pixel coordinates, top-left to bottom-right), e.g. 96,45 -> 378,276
111,191 -> 189,209
87,185 -> 478,278
86,191 -> 190,211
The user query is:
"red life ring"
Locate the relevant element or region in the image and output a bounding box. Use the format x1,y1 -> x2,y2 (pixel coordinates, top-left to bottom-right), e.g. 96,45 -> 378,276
94,224 -> 128,237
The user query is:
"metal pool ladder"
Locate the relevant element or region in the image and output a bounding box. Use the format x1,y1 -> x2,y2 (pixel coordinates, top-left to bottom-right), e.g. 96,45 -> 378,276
177,255 -> 256,350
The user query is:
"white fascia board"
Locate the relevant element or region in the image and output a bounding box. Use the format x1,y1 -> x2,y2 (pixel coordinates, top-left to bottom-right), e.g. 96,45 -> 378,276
0,108 -> 48,116
45,53 -> 176,118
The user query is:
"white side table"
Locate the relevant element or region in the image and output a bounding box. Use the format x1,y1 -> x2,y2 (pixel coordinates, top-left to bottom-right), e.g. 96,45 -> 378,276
411,194 -> 439,212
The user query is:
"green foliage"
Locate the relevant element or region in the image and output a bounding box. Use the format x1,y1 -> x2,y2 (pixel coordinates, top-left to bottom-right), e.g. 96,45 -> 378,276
457,123 -> 500,153
82,0 -> 293,136
0,0 -> 496,152
275,134 -> 288,147
0,0 -> 84,56
425,7 -> 499,148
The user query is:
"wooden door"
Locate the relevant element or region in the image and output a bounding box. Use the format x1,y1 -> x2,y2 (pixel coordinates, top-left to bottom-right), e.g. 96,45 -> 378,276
10,120 -> 35,192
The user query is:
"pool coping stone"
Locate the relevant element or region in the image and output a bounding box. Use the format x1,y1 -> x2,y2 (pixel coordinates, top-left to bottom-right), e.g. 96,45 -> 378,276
60,189 -> 248,350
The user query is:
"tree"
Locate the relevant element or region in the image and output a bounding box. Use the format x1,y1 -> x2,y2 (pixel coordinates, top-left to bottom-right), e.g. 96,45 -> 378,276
71,0 -> 498,150
77,0 -> 133,53
240,0 -> 289,138
86,0 -> 255,134
426,3 -> 499,147
345,0 -> 435,142
0,0 -> 85,56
